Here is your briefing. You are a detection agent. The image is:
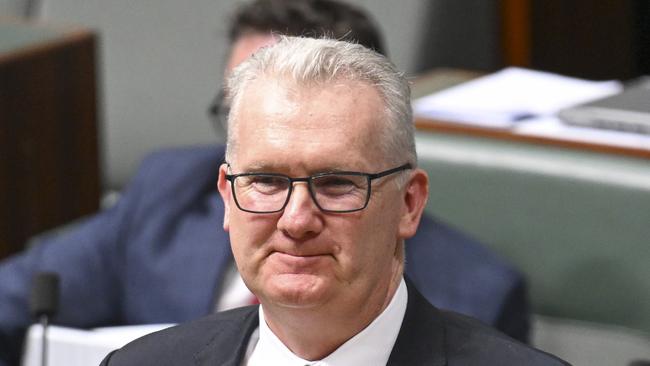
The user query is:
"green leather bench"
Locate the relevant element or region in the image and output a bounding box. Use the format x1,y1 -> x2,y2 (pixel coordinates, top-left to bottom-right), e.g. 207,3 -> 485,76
416,131 -> 650,334
416,130 -> 650,363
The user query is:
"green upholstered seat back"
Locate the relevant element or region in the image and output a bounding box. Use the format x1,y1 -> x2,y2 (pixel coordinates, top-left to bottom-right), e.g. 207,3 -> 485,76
416,131 -> 650,334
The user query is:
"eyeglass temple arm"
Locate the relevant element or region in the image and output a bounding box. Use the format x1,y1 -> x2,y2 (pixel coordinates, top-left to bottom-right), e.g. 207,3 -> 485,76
368,163 -> 412,180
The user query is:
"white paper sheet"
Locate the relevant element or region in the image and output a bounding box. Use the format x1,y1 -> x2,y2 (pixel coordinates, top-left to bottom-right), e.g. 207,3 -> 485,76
412,67 -> 622,128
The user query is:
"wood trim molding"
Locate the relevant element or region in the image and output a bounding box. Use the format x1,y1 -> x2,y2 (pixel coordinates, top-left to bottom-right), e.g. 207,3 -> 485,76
415,118 -> 650,160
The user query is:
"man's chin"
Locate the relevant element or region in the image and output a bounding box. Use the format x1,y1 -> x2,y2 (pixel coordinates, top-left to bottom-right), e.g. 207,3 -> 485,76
262,273 -> 332,308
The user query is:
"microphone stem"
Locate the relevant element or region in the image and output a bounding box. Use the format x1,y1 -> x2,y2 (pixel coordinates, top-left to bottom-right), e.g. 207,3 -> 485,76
39,314 -> 49,366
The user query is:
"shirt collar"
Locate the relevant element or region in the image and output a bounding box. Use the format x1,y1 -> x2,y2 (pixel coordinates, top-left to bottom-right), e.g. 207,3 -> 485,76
245,277 -> 408,366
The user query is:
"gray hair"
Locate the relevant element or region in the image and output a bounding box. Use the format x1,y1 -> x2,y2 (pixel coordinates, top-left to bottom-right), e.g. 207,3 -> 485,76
224,36 -> 416,167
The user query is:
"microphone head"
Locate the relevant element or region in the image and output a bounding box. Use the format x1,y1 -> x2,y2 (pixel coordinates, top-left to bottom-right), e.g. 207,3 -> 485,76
30,272 -> 60,318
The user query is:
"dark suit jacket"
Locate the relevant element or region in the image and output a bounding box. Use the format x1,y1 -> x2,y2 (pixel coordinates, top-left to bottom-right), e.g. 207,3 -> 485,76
101,283 -> 566,366
0,146 -> 528,366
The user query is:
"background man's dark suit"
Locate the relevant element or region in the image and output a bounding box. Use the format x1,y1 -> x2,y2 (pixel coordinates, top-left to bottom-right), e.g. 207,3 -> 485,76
0,146 -> 528,365
100,282 -> 565,366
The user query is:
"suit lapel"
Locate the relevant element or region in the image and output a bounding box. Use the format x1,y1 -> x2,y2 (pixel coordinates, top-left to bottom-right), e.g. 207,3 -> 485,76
387,279 -> 447,366
194,306 -> 259,366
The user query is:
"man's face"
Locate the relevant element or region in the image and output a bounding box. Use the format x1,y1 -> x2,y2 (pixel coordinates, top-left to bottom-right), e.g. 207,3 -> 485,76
218,78 -> 416,311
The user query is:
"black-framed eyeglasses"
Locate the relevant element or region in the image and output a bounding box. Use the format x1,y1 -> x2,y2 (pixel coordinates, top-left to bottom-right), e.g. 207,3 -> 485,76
225,164 -> 412,214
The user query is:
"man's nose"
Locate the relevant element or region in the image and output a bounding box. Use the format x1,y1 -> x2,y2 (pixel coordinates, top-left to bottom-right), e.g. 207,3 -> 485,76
276,183 -> 323,239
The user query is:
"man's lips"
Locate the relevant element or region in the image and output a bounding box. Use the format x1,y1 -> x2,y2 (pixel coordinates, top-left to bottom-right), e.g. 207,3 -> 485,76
267,251 -> 332,270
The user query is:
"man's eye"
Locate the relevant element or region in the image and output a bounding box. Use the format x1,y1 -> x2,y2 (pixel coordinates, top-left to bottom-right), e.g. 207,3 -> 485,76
314,175 -> 362,194
318,176 -> 355,186
249,176 -> 288,192
252,176 -> 280,185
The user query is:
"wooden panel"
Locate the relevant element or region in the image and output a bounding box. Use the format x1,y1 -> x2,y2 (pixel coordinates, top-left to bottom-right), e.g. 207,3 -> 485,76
500,0 -> 531,67
530,0 -> 636,80
0,23 -> 100,259
500,0 -> 640,80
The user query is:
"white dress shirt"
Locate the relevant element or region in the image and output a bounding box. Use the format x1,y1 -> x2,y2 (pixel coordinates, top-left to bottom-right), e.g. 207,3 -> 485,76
244,277 -> 408,366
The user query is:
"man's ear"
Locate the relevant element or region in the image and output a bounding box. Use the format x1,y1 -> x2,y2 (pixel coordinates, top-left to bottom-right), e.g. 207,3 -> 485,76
217,164 -> 231,232
398,168 -> 429,239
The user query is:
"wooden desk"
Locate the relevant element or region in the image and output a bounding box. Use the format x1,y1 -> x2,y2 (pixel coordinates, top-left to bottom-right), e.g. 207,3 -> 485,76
0,19 -> 100,259
412,69 -> 650,160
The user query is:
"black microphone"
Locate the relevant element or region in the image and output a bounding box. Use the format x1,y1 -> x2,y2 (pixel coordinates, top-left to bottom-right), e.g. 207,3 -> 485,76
30,272 -> 60,366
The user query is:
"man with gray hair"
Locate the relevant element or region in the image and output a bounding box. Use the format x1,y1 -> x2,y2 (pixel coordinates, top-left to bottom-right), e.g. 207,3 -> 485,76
100,37 -> 566,365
